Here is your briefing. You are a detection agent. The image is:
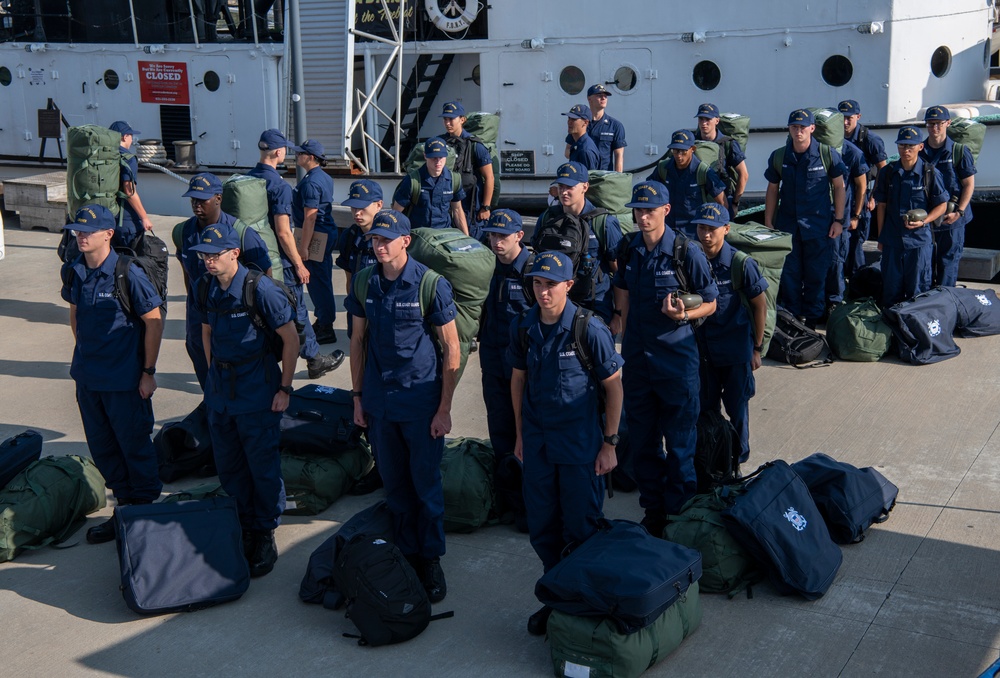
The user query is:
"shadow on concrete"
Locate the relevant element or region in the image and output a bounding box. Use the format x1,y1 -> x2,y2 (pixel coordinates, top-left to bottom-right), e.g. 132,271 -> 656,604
0,359 -> 71,380
0,299 -> 69,326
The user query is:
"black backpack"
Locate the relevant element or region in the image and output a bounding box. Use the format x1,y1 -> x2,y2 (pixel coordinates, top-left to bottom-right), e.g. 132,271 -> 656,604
533,206 -> 607,304
694,410 -> 742,493
197,268 -> 297,362
332,534 -> 452,646
766,308 -> 832,367
60,241 -> 168,321
447,134 -> 486,204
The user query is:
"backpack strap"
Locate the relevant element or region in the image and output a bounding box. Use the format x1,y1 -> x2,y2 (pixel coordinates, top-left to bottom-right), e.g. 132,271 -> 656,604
857,124 -> 869,143
196,272 -> 214,315
451,170 -> 461,196
952,142 -> 967,168
408,170 -> 421,212
656,157 -> 671,182
418,269 -> 441,316
730,250 -> 756,332
113,254 -> 135,318
243,269 -> 267,331
569,307 -> 596,376
696,162 -> 711,204
353,265 -> 375,309
672,231 -> 692,293
819,143 -> 833,176
172,221 -> 185,252
771,147 -> 785,180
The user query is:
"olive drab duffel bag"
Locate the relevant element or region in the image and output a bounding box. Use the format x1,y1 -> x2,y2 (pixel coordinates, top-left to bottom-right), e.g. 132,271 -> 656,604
280,439 -> 375,516
67,124 -> 125,218
0,455 -> 107,562
461,111 -> 502,209
441,437 -> 494,533
808,107 -> 846,150
725,221 -> 792,355
548,582 -> 703,678
221,174 -> 283,275
947,117 -> 986,163
826,298 -> 893,362
587,170 -> 636,234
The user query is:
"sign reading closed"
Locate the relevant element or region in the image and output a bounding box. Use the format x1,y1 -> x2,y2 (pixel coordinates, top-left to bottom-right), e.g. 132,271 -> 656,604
138,62 -> 190,105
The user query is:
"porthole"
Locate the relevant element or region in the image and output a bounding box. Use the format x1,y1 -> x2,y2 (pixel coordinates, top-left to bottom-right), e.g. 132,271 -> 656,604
103,68 -> 119,90
931,46 -> 952,78
613,66 -> 637,92
559,65 -> 585,95
204,70 -> 221,92
692,60 -> 720,91
821,55 -> 853,87
471,64 -> 481,87
0,66 -> 11,87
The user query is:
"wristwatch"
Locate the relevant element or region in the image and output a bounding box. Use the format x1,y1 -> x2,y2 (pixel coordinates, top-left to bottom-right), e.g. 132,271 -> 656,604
833,216 -> 845,225
351,390 -> 363,399
278,385 -> 293,395
955,207 -> 965,217
603,434 -> 621,446
142,367 -> 156,376
754,343 -> 764,353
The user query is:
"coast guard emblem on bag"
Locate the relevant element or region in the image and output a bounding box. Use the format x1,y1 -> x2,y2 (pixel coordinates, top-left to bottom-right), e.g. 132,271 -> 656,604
926,319 -> 942,337
783,507 -> 807,532
976,294 -> 992,306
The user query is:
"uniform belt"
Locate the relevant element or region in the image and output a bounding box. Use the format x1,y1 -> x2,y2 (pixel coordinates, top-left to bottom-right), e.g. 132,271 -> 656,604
213,349 -> 268,399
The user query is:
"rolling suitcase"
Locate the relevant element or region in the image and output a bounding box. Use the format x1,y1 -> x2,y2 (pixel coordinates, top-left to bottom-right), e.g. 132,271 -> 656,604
0,430 -> 43,489
115,497 -> 250,615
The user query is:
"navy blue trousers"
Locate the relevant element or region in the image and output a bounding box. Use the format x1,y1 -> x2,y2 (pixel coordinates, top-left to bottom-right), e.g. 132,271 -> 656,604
76,384 -> 161,503
367,416 -> 446,559
779,232 -> 833,321
207,408 -> 284,532
283,265 -> 320,360
481,352 -> 516,460
826,229 -> 851,304
304,236 -> 337,327
185,317 -> 209,389
881,243 -> 932,308
623,371 -> 699,516
699,361 -> 755,462
933,226 -> 964,287
846,213 -> 871,280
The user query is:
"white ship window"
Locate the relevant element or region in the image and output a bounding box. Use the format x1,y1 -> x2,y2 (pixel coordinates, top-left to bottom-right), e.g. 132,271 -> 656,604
103,69 -> 120,91
613,66 -> 638,92
559,66 -> 585,95
204,71 -> 221,93
822,55 -> 853,87
931,46 -> 951,78
0,67 -> 10,87
693,61 -> 720,91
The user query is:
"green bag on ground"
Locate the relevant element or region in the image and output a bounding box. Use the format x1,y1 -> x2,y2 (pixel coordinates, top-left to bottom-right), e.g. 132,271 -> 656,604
0,455 -> 107,562
67,125 -> 124,218
947,118 -> 986,163
587,170 -> 636,234
441,437 -> 494,533
221,174 -> 283,275
725,221 -> 793,355
826,298 -> 892,362
280,439 -> 374,516
718,112 -> 750,155
664,492 -> 764,597
809,107 -> 845,150
548,582 -> 703,678
403,141 -> 457,175
161,482 -> 228,503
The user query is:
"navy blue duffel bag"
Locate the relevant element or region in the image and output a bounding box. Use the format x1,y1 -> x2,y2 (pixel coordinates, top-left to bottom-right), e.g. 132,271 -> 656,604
882,287 -> 960,365
948,287 -> 1000,337
535,519 -> 702,634
0,430 -> 43,489
721,461 -> 842,600
791,453 -> 898,544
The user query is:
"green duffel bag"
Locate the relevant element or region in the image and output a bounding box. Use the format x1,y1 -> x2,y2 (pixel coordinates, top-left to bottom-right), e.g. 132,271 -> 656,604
161,482 -> 228,503
587,170 -> 636,234
809,107 -> 845,149
947,117 -> 986,163
664,491 -> 765,597
826,298 -> 892,362
222,174 -> 284,275
442,437 -> 494,533
403,141 -> 457,175
718,112 -> 750,154
464,111 -> 500,145
280,439 -> 374,516
67,124 -> 124,218
725,221 -> 793,355
0,455 -> 107,562
548,582 -> 703,678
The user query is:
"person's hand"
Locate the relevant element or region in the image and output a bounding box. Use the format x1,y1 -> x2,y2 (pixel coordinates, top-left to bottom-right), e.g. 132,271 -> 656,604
661,293 -> 686,320
353,399 -> 367,428
829,221 -> 843,238
513,434 -> 524,462
477,207 -> 491,222
138,373 -> 156,399
595,444 -> 618,476
942,212 -> 960,226
609,314 -> 622,336
295,263 -> 311,284
751,349 -> 762,371
141,217 -> 154,232
272,390 -> 290,413
430,409 -> 452,438
849,216 -> 859,231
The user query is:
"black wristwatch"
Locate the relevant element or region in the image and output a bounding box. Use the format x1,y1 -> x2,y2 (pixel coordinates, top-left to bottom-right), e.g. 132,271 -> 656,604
833,216 -> 845,225
142,367 -> 156,376
351,390 -> 363,399
955,207 -> 965,217
278,385 -> 293,395
603,434 -> 621,447
754,343 -> 764,353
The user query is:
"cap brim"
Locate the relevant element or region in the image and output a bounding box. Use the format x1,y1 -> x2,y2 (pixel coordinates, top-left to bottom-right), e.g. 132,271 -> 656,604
342,197 -> 378,208
525,270 -> 571,282
667,144 -> 694,150
189,244 -> 229,254
694,113 -> 716,119
365,227 -> 404,240
481,226 -> 521,234
896,140 -> 923,146
439,113 -> 461,118
183,189 -> 221,199
554,178 -> 584,187
692,219 -> 727,227
64,223 -> 108,233
424,154 -> 448,159
624,201 -> 665,209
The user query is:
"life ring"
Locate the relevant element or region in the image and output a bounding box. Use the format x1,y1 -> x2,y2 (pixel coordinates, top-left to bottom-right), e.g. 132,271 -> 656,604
425,0 -> 478,33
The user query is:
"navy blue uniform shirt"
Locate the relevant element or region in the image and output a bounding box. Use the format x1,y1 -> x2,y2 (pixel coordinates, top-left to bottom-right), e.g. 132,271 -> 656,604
116,147 -> 142,248
62,250 -> 162,391
841,141 -> 871,219
335,224 -> 377,275
919,138 -> 976,230
392,165 -> 466,229
291,166 -> 337,235
481,246 -> 533,379
696,243 -> 768,366
763,138 -> 848,239
344,256 -> 458,422
587,114 -> 627,171
566,132 -> 601,170
873,158 -> 948,250
646,156 -> 727,236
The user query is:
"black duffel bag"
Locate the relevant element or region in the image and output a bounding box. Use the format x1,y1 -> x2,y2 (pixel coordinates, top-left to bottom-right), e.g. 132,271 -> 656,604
154,402 -> 215,483
949,286 -> 1000,337
882,287 -> 960,365
280,385 -> 361,455
767,308 -> 832,367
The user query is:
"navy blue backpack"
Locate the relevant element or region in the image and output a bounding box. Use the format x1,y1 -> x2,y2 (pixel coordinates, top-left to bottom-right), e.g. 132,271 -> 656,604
882,287 -> 961,365
721,461 -> 842,600
948,287 -> 1000,338
791,453 -> 898,544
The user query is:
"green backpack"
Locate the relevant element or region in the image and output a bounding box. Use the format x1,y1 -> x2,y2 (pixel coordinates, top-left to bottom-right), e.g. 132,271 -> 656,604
664,490 -> 765,597
586,170 -> 636,234
718,112 -> 750,156
221,174 -> 284,275
66,125 -> 127,218
947,117 -> 985,163
548,582 -> 702,678
462,112 -> 502,209
404,141 -> 458,175
280,438 -> 375,515
0,455 -> 107,562
725,221 -> 793,355
655,143 -> 717,205
441,437 -> 495,533
809,107 -> 845,150
826,298 -> 892,362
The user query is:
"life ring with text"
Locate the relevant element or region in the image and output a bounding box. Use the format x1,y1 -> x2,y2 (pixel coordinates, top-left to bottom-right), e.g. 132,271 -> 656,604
425,0 -> 478,33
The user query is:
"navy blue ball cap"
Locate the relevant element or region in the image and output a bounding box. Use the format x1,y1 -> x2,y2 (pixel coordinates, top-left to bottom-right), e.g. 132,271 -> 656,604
895,126 -> 923,145
625,181 -> 670,209
838,100 -> 861,116
787,109 -> 815,126
553,161 -> 589,186
924,105 -> 951,122
108,120 -> 140,136
526,251 -> 574,282
258,128 -> 295,150
423,136 -> 449,159
692,202 -> 731,227
587,84 -> 612,97
481,208 -> 524,235
67,204 -> 116,232
189,223 -> 240,253
342,179 -> 383,208
562,104 -> 593,120
366,209 -> 411,240
667,129 -> 696,150
439,101 -> 466,118
296,139 -> 326,160
695,103 -> 720,119
182,172 -> 223,199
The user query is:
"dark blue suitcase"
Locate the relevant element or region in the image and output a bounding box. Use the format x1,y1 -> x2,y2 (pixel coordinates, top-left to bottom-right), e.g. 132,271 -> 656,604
948,287 -> 1000,337
535,519 -> 702,634
882,287 -> 960,365
280,384 -> 361,455
299,500 -> 393,610
791,453 -> 898,544
721,461 -> 842,600
115,497 -> 250,615
0,430 -> 43,489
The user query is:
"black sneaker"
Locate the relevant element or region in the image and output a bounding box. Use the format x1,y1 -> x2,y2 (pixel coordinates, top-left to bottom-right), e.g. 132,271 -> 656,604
248,531 -> 278,578
468,338 -> 478,353
527,605 -> 553,636
313,324 -> 337,345
86,518 -> 116,544
307,350 -> 345,379
349,466 -> 384,495
422,557 -> 447,603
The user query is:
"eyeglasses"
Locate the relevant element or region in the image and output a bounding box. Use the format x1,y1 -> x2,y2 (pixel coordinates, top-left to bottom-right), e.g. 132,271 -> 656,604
926,121 -> 947,128
196,249 -> 231,261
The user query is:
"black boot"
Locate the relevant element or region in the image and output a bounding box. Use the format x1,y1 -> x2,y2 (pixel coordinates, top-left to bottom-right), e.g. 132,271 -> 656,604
248,531 -> 278,578
421,557 -> 447,603
86,518 -> 116,544
527,605 -> 553,636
